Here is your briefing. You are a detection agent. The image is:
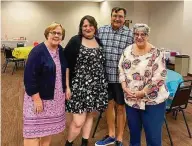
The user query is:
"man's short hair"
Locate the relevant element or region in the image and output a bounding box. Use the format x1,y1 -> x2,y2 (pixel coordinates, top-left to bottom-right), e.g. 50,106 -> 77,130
111,7 -> 127,17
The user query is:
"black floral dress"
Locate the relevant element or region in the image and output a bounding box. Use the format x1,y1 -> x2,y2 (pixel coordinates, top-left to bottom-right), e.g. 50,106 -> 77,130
66,45 -> 108,114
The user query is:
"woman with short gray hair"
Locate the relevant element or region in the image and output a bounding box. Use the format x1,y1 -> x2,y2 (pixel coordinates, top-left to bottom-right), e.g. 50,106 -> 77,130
118,23 -> 169,146
133,23 -> 150,35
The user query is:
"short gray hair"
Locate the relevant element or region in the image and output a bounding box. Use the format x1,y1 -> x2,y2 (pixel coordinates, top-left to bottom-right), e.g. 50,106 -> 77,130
133,23 -> 150,35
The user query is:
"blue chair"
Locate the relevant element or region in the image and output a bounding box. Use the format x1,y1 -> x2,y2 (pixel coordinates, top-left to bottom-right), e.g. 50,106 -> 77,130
164,80 -> 192,146
166,69 -> 184,108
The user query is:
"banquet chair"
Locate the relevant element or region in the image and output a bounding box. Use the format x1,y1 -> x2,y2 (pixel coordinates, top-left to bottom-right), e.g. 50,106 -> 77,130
164,80 -> 192,146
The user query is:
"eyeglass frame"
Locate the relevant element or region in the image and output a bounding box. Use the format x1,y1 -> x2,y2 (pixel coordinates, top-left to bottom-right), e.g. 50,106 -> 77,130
133,32 -> 148,38
49,31 -> 62,36
111,14 -> 125,19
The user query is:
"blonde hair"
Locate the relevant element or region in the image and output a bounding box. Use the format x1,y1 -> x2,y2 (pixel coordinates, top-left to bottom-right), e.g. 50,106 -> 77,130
44,22 -> 65,40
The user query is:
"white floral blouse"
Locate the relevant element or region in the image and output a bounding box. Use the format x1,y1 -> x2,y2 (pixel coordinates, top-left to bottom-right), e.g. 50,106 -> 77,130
118,45 -> 169,110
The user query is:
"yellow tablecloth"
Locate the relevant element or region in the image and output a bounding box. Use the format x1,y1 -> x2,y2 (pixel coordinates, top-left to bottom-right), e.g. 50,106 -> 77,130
12,46 -> 33,59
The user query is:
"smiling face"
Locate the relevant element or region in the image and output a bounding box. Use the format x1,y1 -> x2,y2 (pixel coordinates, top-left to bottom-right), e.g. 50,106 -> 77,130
134,30 -> 148,47
47,26 -> 62,47
111,10 -> 125,30
82,19 -> 96,39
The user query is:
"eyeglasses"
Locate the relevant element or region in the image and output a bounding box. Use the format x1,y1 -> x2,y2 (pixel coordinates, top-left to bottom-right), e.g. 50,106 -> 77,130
134,33 -> 147,38
49,31 -> 62,36
112,14 -> 124,19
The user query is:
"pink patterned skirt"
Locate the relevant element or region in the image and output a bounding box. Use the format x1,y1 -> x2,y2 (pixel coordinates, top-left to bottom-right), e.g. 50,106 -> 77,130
23,49 -> 66,138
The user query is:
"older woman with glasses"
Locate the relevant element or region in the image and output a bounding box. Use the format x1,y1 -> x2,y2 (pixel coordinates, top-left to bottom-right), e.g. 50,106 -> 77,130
23,22 -> 70,146
118,23 -> 169,146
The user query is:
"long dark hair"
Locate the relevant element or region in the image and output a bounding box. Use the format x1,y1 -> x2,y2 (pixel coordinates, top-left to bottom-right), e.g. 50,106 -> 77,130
78,15 -> 98,36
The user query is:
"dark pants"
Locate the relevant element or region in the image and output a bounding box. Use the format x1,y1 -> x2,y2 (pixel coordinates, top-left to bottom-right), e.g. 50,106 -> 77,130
126,102 -> 166,146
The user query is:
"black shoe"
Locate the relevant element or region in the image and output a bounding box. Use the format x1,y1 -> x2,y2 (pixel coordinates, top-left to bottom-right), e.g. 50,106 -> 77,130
115,140 -> 123,146
81,137 -> 88,146
65,140 -> 73,146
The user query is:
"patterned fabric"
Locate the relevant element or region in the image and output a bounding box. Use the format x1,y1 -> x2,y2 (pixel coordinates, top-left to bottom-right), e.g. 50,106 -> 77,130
118,45 -> 169,110
98,25 -> 133,83
23,48 -> 65,138
66,45 -> 108,114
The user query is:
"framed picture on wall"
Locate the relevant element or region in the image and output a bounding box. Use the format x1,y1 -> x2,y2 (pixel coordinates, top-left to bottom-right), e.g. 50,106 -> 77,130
124,20 -> 132,28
